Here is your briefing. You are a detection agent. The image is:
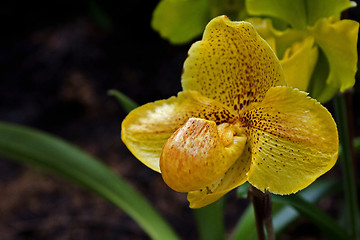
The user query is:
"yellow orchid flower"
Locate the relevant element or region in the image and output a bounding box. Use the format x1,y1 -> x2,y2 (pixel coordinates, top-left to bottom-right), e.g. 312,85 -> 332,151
121,16 -> 339,208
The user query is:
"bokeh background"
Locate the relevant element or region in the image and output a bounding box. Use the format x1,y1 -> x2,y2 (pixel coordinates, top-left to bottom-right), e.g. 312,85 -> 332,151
0,1 -> 359,239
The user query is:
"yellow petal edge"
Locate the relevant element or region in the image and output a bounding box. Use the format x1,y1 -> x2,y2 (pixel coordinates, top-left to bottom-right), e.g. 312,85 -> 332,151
245,86 -> 338,194
182,15 -> 286,113
160,118 -> 247,192
121,90 -> 238,172
188,140 -> 252,208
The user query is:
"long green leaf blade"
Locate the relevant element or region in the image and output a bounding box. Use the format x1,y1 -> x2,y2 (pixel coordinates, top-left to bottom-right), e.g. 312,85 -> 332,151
272,194 -> 349,240
193,197 -> 225,240
334,94 -> 359,239
0,122 -> 179,240
108,89 -> 138,113
273,179 -> 340,233
230,204 -> 257,240
230,180 -> 345,240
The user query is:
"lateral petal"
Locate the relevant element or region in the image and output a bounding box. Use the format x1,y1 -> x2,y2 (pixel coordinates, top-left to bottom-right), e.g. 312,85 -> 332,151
281,36 -> 319,91
188,140 -> 251,208
309,17 -> 359,92
151,0 -> 209,44
182,15 -> 285,113
306,0 -> 357,26
243,86 -> 338,194
246,0 -> 307,30
247,18 -> 306,58
307,49 -> 338,103
121,91 -> 237,172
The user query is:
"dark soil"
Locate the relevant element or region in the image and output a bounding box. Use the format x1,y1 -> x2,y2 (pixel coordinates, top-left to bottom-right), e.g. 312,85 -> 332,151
0,1 -> 359,240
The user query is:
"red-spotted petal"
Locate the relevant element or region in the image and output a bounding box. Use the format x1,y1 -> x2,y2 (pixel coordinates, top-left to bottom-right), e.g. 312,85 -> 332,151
242,86 -> 338,194
182,15 -> 286,113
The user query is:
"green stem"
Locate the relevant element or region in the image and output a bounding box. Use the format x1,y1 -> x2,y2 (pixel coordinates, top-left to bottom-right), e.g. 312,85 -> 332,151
334,93 -> 359,239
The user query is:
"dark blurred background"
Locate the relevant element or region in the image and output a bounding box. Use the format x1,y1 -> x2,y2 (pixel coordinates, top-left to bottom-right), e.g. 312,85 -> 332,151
0,1 -> 359,239
0,1 -> 191,239
0,1 -> 247,239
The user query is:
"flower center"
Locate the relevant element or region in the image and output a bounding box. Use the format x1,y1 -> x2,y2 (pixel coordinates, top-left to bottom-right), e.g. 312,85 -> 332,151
217,122 -> 245,147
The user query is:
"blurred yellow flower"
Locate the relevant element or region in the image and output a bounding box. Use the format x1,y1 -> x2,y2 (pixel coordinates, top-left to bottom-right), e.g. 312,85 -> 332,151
248,16 -> 359,103
122,16 -> 338,208
152,0 -> 359,103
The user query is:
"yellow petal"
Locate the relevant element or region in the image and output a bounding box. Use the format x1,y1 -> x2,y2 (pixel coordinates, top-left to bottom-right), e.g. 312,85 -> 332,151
246,18 -> 277,52
281,36 -> 319,91
188,140 -> 251,208
188,191 -> 226,209
182,15 -> 285,113
121,91 -> 238,172
309,17 -> 359,91
246,0 -> 307,30
160,118 -> 247,192
306,0 -> 357,26
247,18 -> 306,58
307,49 -> 337,103
243,86 -> 338,194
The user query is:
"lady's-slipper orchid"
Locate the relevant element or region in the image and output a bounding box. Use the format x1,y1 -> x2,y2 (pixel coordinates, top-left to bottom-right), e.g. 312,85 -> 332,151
122,16 -> 338,208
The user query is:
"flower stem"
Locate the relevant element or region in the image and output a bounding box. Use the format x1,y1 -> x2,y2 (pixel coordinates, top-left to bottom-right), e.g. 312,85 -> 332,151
334,93 -> 359,239
248,185 -> 275,240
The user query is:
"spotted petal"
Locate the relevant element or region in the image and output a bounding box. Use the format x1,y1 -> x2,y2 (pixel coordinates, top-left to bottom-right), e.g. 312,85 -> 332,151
243,86 -> 338,194
187,140 -> 251,208
121,91 -> 238,172
160,118 -> 247,192
182,15 -> 285,113
247,18 -> 306,58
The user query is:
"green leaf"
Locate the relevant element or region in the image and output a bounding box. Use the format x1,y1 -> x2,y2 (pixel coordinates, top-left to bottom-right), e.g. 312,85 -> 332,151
193,197 -> 225,240
280,36 -> 318,91
306,0 -> 357,26
246,0 -> 356,30
151,0 -> 210,44
88,0 -> 113,31
0,122 -> 179,240
307,48 -> 337,103
230,180 -> 343,240
230,204 -> 257,240
272,194 -> 349,240
272,205 -> 298,233
246,0 -> 307,30
108,89 -> 138,113
272,179 -> 340,233
309,17 -> 359,92
236,182 -> 250,199
335,95 -> 360,239
208,0 -> 247,21
355,137 -> 360,153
